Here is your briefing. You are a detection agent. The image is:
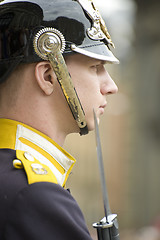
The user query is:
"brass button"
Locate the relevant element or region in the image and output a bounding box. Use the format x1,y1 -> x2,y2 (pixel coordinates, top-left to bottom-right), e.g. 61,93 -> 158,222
13,159 -> 23,169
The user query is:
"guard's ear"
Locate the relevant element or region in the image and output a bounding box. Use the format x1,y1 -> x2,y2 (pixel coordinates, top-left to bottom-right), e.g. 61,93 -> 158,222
35,61 -> 56,95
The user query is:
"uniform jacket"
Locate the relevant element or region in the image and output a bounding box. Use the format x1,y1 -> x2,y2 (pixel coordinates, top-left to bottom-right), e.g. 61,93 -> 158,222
0,119 -> 93,240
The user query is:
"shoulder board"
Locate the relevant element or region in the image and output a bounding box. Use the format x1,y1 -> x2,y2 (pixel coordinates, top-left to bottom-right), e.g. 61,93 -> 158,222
13,150 -> 58,185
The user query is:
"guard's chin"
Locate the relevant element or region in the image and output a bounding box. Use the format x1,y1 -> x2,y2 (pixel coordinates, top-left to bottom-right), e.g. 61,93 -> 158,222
87,118 -> 100,132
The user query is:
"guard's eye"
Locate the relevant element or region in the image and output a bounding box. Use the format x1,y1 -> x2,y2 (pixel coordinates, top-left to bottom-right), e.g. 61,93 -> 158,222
90,65 -> 100,72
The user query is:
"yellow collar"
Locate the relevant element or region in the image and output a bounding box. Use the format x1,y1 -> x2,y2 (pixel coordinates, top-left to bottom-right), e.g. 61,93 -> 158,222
0,118 -> 76,186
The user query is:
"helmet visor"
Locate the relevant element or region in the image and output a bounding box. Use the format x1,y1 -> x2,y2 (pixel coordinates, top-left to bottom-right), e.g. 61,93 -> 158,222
71,43 -> 119,64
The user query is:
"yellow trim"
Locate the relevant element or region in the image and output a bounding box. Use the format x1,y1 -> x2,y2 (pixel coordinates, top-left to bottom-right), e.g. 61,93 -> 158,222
16,150 -> 58,185
0,118 -> 76,186
19,137 -> 65,175
0,118 -> 75,158
0,119 -> 17,149
0,118 -> 75,162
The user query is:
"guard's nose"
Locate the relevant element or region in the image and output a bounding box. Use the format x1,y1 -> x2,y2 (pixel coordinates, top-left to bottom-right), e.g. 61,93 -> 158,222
100,70 -> 118,95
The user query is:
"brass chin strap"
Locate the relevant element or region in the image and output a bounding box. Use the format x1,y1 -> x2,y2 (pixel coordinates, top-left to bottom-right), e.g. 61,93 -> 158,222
48,51 -> 88,135
33,27 -> 88,135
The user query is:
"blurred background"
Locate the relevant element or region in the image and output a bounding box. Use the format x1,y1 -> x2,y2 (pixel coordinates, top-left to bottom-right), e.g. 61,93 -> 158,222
64,0 -> 160,239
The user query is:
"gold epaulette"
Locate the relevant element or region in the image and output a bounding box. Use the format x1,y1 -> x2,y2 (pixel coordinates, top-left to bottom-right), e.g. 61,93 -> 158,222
13,150 -> 58,185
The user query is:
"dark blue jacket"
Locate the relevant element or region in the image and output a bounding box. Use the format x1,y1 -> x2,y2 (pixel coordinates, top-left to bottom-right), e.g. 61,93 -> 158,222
0,149 -> 93,240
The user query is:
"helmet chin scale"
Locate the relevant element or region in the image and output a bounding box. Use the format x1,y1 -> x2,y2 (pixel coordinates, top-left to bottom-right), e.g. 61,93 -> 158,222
33,27 -> 88,135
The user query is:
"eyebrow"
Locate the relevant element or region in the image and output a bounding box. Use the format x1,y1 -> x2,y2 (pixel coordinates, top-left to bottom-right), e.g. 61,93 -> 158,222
90,59 -> 107,65
101,60 -> 107,65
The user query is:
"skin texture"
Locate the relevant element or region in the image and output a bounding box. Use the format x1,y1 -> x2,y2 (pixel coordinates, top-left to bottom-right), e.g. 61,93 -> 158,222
65,54 -> 118,130
0,54 -> 118,146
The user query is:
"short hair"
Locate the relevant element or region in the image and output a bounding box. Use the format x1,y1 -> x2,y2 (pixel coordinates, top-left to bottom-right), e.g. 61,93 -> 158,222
0,63 -> 30,108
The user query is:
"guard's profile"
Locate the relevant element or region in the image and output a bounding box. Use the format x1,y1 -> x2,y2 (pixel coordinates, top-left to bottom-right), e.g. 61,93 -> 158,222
0,0 -> 119,239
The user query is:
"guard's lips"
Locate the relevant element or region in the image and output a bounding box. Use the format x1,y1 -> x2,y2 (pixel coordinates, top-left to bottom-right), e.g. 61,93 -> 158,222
100,102 -> 107,109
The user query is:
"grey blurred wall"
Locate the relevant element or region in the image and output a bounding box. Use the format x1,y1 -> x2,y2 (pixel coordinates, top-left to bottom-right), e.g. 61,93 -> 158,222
128,0 -> 160,229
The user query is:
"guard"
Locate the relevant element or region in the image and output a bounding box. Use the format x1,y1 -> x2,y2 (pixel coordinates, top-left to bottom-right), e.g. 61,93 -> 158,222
0,0 -> 119,239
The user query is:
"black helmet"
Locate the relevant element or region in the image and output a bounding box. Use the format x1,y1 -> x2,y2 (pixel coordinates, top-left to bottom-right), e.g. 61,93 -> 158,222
0,0 -> 119,135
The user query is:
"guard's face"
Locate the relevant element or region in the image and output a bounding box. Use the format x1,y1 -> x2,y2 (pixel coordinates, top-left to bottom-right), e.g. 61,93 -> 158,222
66,54 -> 118,131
